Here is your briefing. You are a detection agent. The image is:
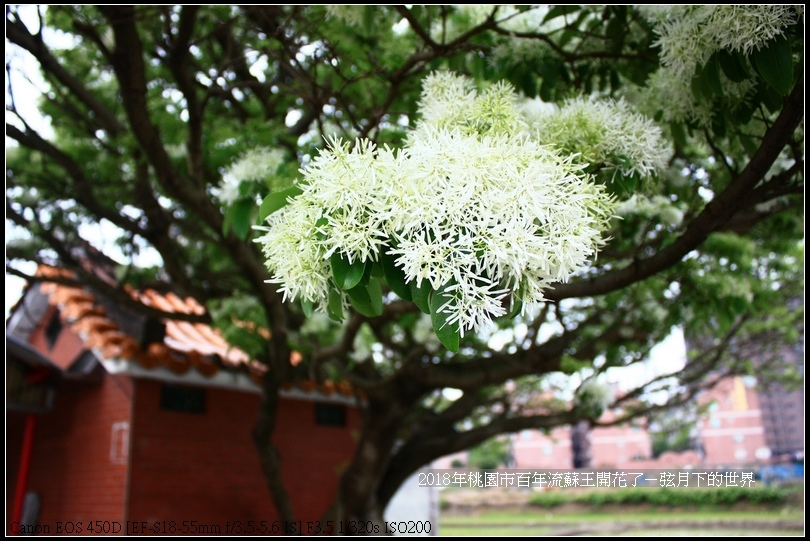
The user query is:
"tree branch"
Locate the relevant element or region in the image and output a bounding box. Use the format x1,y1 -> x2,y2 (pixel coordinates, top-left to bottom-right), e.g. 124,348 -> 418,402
6,11 -> 125,136
546,76 -> 804,302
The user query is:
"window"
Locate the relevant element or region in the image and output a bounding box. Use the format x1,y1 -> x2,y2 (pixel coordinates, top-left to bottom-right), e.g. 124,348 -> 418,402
315,403 -> 346,427
160,384 -> 206,414
45,311 -> 62,350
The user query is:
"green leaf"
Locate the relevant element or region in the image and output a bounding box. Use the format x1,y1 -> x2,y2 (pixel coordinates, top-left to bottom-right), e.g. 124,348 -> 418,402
508,281 -> 525,320
690,68 -> 714,101
258,185 -> 303,222
381,250 -> 412,301
430,285 -> 460,353
331,252 -> 366,290
229,198 -> 255,240
558,28 -> 578,49
221,205 -> 233,236
670,122 -> 687,150
359,258 -> 373,286
370,261 -> 384,278
327,288 -> 344,321
362,5 -> 376,35
612,172 -> 637,194
366,277 -> 383,315
542,5 -> 580,25
410,280 -> 432,314
752,34 -> 794,96
718,50 -> 749,83
539,77 -> 555,102
509,295 -> 523,320
300,298 -> 314,318
605,11 -> 626,52
538,62 -> 558,102
760,83 -> 783,114
711,111 -> 726,138
702,54 -> 724,98
314,216 -> 329,240
347,278 -> 383,317
732,102 -> 755,125
738,134 -> 759,156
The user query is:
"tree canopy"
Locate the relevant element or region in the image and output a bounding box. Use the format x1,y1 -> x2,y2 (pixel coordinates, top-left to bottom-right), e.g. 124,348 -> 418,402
6,5 -> 804,524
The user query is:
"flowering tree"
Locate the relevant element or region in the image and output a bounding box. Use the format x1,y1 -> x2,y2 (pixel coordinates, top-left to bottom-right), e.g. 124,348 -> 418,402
6,5 -> 804,524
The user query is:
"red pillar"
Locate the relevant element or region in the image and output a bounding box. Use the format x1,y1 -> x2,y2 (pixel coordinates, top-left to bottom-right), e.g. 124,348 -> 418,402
11,414 -> 37,534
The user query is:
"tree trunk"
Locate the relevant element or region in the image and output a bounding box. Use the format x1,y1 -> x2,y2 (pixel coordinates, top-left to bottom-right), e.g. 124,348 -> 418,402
252,371 -> 296,523
335,395 -> 409,533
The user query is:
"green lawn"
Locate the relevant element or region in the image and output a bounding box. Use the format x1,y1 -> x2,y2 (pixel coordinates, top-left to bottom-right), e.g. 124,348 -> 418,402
439,500 -> 805,536
440,510 -> 805,537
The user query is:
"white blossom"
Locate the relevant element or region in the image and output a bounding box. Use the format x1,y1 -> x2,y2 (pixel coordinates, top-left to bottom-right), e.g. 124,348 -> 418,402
575,379 -> 613,413
616,194 -> 684,228
640,5 -> 799,125
523,96 -> 669,181
253,71 -> 665,337
219,147 -> 285,204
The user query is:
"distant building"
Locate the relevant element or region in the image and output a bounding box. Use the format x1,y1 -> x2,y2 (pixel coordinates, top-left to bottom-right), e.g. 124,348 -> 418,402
511,410 -> 653,470
757,344 -> 804,458
696,376 -> 771,467
493,372 -> 802,471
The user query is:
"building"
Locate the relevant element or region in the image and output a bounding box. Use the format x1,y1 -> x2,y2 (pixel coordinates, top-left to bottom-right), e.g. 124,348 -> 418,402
695,376 -> 771,467
512,411 -> 653,470
505,374 -> 802,471
756,342 -> 805,459
6,266 -> 364,535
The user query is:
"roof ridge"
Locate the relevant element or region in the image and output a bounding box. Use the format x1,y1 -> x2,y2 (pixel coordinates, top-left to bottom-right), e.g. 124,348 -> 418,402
30,265 -> 361,399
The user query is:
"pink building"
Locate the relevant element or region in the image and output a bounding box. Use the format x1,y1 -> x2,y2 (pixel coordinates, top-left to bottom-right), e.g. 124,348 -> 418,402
508,374 -> 796,471
696,376 -> 771,467
512,426 -> 574,469
512,413 -> 652,470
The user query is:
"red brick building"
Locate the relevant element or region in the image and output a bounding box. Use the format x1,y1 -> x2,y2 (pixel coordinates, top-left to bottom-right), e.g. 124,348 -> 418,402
6,268 -> 361,536
512,413 -> 652,470
507,375 -> 799,471
696,376 -> 771,467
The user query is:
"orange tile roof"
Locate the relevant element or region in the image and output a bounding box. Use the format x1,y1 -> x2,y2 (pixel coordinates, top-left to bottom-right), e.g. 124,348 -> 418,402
33,266 -> 356,397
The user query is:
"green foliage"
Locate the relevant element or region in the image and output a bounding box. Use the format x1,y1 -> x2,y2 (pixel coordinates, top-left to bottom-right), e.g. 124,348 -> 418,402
652,425 -> 695,458
467,437 -> 512,470
258,186 -> 303,222
528,486 -> 792,508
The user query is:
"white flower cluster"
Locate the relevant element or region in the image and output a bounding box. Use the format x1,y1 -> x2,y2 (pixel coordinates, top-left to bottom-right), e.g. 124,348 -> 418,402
575,379 -> 613,414
324,6 -> 366,27
219,147 -> 285,205
255,71 -> 622,336
615,194 -> 684,228
640,5 -> 799,124
652,5 -> 798,68
522,96 -> 669,181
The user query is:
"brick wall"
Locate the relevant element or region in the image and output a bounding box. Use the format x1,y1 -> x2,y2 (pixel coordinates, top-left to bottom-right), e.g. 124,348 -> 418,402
698,376 -> 768,467
7,374 -> 133,535
127,379 -> 361,529
513,426 -> 574,469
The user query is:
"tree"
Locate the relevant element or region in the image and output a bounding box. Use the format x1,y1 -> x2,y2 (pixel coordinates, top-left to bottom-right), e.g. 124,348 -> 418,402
467,436 -> 512,471
649,406 -> 701,459
6,5 -> 804,525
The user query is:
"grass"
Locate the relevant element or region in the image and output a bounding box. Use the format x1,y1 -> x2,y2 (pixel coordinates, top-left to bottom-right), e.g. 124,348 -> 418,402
439,509 -> 805,537
441,526 -> 804,537
440,508 -> 804,524
438,485 -> 805,536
